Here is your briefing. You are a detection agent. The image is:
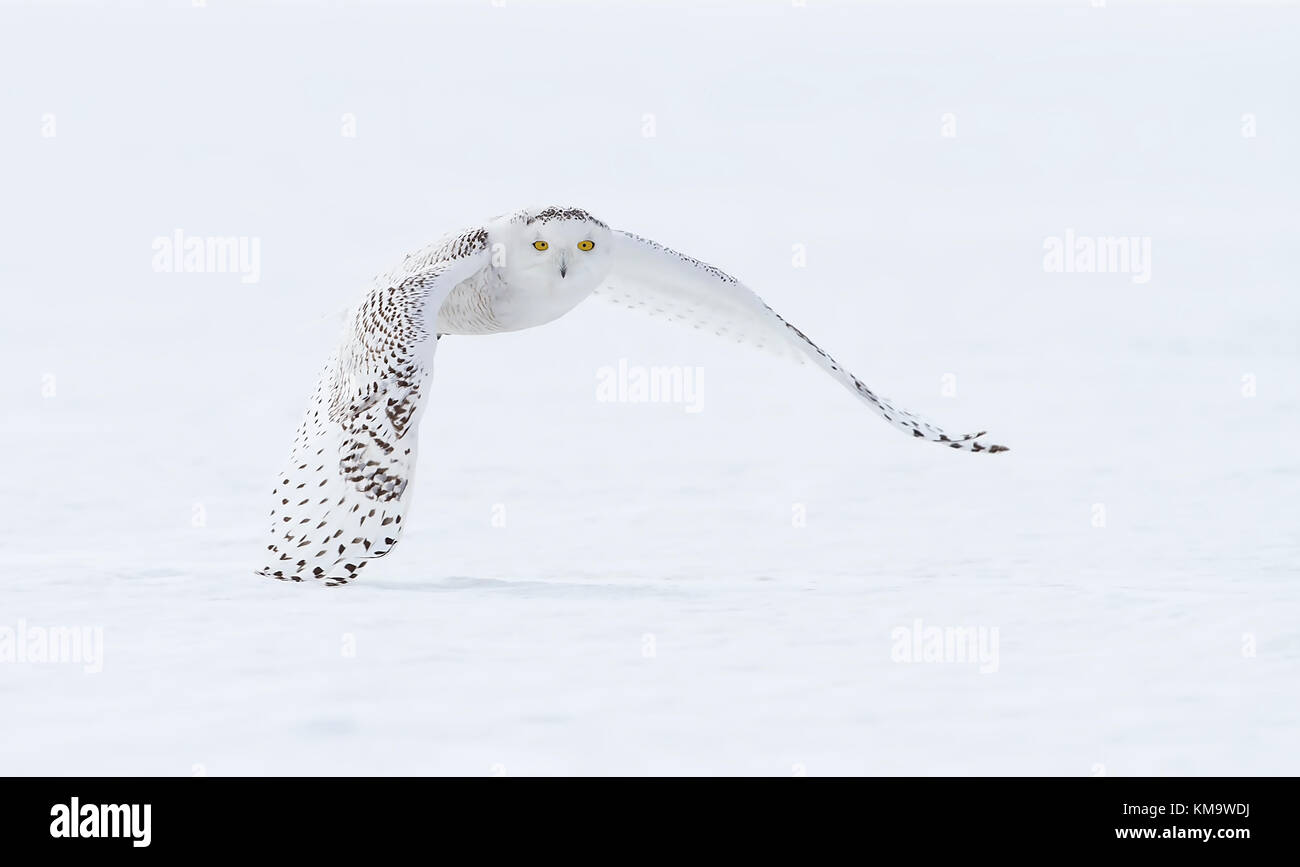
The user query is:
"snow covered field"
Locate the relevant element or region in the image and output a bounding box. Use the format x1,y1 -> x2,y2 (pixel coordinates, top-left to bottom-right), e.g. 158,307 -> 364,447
1,1 -> 1296,775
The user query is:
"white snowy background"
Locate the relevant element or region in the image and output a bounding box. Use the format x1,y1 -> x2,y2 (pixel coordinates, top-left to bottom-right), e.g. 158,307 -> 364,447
0,0 -> 1296,775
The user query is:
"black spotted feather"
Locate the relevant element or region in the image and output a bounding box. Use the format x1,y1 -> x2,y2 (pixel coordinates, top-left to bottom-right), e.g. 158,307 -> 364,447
258,229 -> 490,585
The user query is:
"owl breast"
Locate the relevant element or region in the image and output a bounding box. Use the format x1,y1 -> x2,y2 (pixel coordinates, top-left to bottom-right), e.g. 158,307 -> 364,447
435,267 -> 511,335
435,264 -> 597,336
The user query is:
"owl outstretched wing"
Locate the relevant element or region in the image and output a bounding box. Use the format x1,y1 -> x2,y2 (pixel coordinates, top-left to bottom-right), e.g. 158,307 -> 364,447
599,230 -> 1007,453
258,229 -> 491,585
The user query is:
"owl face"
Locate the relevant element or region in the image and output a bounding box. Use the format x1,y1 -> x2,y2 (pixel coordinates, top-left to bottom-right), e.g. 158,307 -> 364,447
497,210 -> 614,296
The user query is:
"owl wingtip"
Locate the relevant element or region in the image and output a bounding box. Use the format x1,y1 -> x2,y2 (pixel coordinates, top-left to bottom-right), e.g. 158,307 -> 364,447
964,433 -> 1009,454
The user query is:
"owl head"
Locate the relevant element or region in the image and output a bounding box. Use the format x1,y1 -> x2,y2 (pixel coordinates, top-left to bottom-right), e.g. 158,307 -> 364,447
493,206 -> 614,295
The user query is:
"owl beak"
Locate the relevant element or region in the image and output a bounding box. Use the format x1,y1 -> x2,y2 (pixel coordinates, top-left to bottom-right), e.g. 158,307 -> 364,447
558,254 -> 568,279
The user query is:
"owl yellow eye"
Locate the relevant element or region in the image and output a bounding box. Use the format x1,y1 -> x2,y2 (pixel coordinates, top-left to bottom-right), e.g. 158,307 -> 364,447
577,240 -> 595,251
533,240 -> 549,251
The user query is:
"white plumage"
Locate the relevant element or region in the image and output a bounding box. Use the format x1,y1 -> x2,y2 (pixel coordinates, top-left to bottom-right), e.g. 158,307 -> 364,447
259,206 -> 1006,585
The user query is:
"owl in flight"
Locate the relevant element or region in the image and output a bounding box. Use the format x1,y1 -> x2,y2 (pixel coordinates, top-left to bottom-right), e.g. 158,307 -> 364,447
259,206 -> 1007,585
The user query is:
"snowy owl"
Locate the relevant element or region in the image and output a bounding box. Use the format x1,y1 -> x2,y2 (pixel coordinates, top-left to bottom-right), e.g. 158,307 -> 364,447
259,206 -> 1007,585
